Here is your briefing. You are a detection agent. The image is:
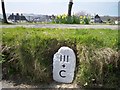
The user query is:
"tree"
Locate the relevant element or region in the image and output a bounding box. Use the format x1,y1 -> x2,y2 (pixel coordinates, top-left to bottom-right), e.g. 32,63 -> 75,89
1,0 -> 8,24
68,0 -> 73,16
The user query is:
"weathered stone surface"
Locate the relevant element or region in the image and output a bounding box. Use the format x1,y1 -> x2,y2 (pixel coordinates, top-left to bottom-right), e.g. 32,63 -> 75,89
53,46 -> 76,83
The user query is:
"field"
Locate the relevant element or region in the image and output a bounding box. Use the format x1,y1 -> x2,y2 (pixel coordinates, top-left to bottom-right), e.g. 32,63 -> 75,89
1,27 -> 120,88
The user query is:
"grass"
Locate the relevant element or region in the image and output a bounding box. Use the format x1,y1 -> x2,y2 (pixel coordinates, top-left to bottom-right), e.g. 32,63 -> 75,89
2,27 -> 118,49
1,27 -> 120,88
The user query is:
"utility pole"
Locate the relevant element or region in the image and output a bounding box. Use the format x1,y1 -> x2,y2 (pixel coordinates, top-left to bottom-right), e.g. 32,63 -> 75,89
68,0 -> 73,16
1,0 -> 8,24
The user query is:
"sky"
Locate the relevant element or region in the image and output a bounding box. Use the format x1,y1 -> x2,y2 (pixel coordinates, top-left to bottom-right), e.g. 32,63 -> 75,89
0,0 -> 119,16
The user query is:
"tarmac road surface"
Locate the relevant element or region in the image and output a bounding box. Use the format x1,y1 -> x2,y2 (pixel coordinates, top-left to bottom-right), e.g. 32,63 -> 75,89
1,24 -> 119,30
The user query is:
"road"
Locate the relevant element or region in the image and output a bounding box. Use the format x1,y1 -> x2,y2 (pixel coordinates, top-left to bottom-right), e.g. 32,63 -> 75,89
0,24 -> 119,30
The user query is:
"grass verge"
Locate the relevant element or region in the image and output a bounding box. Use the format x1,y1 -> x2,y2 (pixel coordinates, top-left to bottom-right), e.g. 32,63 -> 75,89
1,27 -> 120,88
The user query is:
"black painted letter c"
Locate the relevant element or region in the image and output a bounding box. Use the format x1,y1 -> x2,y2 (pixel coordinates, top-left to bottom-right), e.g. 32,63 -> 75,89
59,70 -> 66,78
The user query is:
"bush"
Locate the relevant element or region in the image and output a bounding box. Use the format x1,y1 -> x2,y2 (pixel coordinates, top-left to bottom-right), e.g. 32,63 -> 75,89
53,14 -> 90,24
84,18 -> 90,24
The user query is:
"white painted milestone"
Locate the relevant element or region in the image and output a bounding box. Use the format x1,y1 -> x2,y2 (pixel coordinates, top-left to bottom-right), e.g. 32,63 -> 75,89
53,46 -> 76,83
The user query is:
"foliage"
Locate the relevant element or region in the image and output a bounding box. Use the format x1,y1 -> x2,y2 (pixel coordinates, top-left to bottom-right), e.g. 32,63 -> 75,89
84,18 -> 90,24
2,27 -> 119,87
52,14 -> 90,24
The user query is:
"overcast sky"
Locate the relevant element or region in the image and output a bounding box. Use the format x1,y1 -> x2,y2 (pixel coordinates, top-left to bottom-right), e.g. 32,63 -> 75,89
3,0 -> 120,2
0,0 -> 119,16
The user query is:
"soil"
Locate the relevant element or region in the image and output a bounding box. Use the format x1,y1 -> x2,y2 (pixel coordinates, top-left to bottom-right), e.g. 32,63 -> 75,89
1,80 -> 79,89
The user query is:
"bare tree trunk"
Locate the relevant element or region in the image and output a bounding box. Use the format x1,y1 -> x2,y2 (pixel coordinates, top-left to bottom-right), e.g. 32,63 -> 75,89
1,0 -> 8,24
68,0 -> 73,16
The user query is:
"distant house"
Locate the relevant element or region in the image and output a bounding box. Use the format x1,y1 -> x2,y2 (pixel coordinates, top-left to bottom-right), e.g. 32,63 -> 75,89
94,14 -> 103,23
90,15 -> 94,23
8,13 -> 28,22
0,18 -> 2,22
32,15 -> 54,22
115,20 -> 118,24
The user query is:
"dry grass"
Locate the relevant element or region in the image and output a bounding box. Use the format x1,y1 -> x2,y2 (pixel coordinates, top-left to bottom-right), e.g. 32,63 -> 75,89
76,45 -> 120,88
